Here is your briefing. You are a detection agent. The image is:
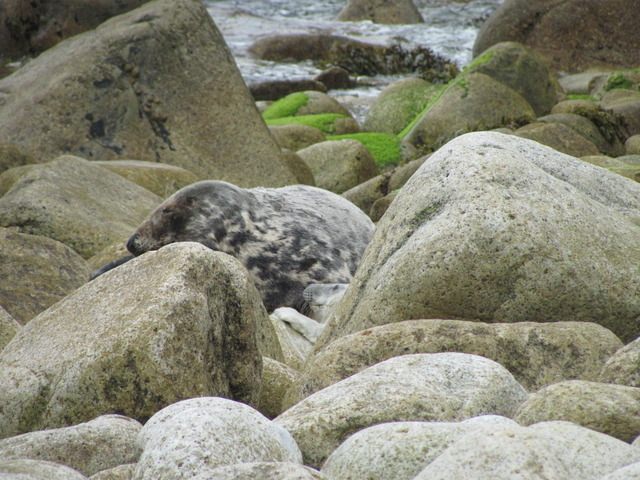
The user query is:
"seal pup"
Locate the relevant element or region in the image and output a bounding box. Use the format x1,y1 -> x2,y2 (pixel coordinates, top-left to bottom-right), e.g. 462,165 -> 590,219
271,283 -> 348,343
123,180 -> 373,312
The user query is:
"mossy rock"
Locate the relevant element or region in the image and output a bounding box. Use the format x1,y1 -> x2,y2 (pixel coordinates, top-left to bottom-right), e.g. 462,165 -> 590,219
265,114 -> 359,135
328,132 -> 403,168
262,92 -> 310,120
363,78 -> 444,135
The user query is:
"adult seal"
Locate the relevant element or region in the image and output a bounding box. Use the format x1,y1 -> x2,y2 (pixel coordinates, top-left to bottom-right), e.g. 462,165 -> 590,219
123,180 -> 374,312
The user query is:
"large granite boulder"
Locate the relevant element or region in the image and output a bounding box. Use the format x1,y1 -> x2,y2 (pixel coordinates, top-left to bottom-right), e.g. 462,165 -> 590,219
0,156 -> 161,258
515,380 -> 640,443
283,320 -> 621,407
0,0 -> 296,187
402,73 -> 535,151
336,0 -> 424,24
413,421 -> 640,479
0,228 -> 90,324
321,132 -> 640,347
133,397 -> 301,479
473,0 -> 640,73
0,0 -> 147,60
0,415 -> 141,477
275,353 -> 527,467
0,243 -> 278,439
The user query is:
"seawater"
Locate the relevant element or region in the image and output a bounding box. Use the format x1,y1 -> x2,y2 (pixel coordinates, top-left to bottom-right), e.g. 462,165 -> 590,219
204,0 -> 502,118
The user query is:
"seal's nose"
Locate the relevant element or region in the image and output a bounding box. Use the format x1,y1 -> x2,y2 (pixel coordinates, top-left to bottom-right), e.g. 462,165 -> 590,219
126,233 -> 140,255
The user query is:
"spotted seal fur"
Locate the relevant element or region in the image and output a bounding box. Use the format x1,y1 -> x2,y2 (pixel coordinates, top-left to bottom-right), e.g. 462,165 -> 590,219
123,180 -> 374,312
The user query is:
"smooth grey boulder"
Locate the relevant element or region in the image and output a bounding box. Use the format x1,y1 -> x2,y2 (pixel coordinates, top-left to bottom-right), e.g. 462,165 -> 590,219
0,243 -> 276,439
191,462 -> 327,480
0,156 -> 161,258
515,380 -> 640,442
321,132 -> 640,347
0,0 -> 296,187
413,421 -> 640,480
275,353 -> 527,467
0,459 -> 87,480
133,397 -> 301,480
0,415 -> 141,477
0,227 -> 90,323
283,319 -> 621,408
321,420 -> 517,480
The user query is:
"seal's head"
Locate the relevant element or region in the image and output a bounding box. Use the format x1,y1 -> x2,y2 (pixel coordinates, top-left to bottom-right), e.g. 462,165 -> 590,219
127,180 -> 252,256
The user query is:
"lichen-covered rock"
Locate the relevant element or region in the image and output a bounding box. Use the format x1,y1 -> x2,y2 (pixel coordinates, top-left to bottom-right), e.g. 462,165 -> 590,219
322,132 -> 640,347
599,337 -> 640,387
473,0 -> 640,73
93,161 -> 198,199
363,78 -> 443,135
133,397 -> 302,479
402,73 -> 535,151
513,122 -> 600,157
283,320 -> 621,408
515,380 -> 640,442
0,243 -> 275,439
275,353 -> 527,467
0,156 -> 161,258
336,0 -> 424,24
0,459 -> 87,479
297,140 -> 378,193
191,462 -> 327,480
321,419 -> 518,480
467,42 -> 556,116
0,0 -> 296,187
0,306 -> 20,352
0,228 -> 90,323
413,421 -> 640,480
258,357 -> 299,419
0,415 -> 142,476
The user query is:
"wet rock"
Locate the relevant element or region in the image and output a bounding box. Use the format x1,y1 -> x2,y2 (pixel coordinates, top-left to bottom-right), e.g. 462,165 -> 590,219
314,67 -> 356,90
0,243 -> 274,438
0,459 -> 87,480
513,122 -> 600,157
467,42 -> 556,116
0,228 -> 90,324
133,397 -> 301,479
275,353 -> 527,467
0,156 -> 161,258
297,139 -> 378,193
336,0 -> 424,24
284,320 -> 621,408
0,415 -> 142,476
402,73 -> 535,151
0,0 -> 147,60
93,160 -> 198,199
321,132 -> 640,347
0,0 -> 296,187
249,80 -> 327,102
515,380 -> 640,442
473,0 -> 640,73
413,421 -> 640,479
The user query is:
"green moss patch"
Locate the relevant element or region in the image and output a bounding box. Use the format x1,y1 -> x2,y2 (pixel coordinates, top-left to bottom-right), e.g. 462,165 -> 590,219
568,94 -> 597,101
604,73 -> 634,92
328,132 -> 402,167
262,92 -> 310,120
397,81 -> 451,139
265,113 -> 348,134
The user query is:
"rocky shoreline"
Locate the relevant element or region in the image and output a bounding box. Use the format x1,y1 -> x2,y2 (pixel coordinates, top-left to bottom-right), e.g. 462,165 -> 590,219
1,0 -> 640,479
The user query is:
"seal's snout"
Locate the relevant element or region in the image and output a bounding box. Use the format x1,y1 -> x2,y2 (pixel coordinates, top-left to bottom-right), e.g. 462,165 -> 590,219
126,233 -> 141,256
